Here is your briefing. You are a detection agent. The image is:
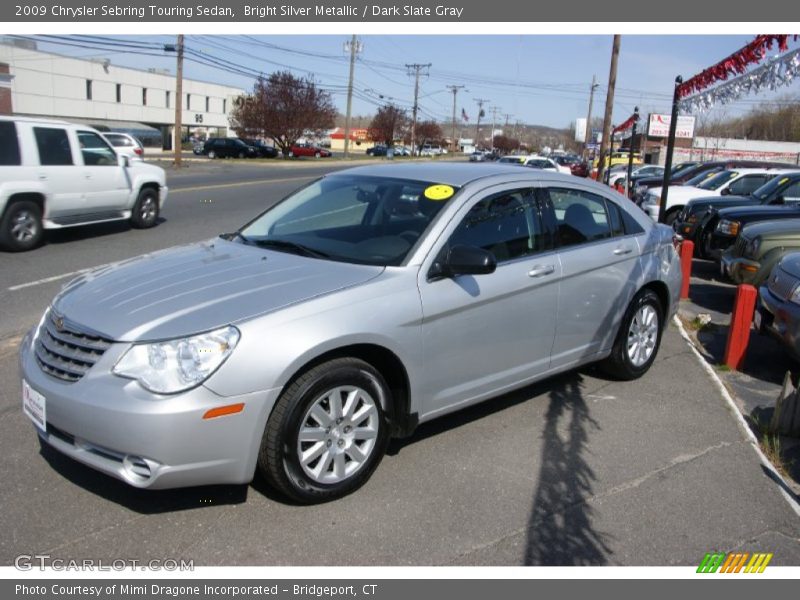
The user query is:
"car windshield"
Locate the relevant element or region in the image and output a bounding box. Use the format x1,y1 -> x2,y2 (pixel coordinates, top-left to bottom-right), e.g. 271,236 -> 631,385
752,174 -> 793,202
697,170 -> 739,190
685,169 -> 721,187
670,163 -> 697,178
526,160 -> 551,169
238,174 -> 458,266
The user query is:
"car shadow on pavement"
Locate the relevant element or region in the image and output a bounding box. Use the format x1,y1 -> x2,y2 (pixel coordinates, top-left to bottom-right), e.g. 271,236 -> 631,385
38,441 -> 249,514
43,218 -> 167,246
524,374 -> 612,565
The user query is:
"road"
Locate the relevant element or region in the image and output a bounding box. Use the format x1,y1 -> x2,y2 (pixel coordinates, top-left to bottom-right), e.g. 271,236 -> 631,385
1,161 -> 799,566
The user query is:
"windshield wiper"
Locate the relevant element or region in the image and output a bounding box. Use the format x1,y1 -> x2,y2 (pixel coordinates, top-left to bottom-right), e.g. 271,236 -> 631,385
251,238 -> 331,259
219,231 -> 249,243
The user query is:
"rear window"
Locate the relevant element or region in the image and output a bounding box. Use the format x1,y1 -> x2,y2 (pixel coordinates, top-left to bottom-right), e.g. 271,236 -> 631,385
105,134 -> 132,147
34,127 -> 73,166
0,121 -> 21,166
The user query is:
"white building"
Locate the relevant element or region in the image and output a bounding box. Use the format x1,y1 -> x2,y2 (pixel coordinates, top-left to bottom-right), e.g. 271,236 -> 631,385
0,38 -> 246,148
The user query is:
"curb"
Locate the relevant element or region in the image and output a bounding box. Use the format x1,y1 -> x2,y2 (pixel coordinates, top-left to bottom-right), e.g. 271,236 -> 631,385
673,315 -> 800,517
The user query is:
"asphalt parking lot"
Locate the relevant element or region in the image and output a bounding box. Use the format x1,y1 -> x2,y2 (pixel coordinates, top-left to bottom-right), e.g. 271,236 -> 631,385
1,161 -> 799,566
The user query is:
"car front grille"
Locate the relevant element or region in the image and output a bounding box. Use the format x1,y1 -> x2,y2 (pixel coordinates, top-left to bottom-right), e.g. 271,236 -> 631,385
733,235 -> 748,258
768,267 -> 799,302
34,310 -> 112,382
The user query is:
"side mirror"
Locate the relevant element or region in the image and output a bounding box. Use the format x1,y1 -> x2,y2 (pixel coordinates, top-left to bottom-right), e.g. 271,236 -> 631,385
720,187 -> 731,196
429,244 -> 497,280
117,154 -> 130,168
772,195 -> 785,205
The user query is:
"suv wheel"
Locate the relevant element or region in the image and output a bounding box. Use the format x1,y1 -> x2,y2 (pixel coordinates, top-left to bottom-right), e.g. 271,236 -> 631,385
314,151 -> 321,158
208,150 -> 217,159
238,151 -> 246,159
130,188 -> 160,229
0,200 -> 43,252
258,357 -> 391,503
600,288 -> 663,380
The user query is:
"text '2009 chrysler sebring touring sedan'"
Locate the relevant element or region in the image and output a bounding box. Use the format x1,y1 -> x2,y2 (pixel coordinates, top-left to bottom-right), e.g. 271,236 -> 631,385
20,163 -> 682,503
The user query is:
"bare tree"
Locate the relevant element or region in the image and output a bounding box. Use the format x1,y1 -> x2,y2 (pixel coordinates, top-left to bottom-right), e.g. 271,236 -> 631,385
368,104 -> 409,146
230,71 -> 337,156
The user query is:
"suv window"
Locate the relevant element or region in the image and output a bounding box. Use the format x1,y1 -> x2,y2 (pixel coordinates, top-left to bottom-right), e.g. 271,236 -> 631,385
78,131 -> 117,166
728,174 -> 770,196
34,127 -> 74,166
546,188 -> 612,247
105,134 -> 133,147
448,189 -> 545,262
0,121 -> 21,166
783,181 -> 800,203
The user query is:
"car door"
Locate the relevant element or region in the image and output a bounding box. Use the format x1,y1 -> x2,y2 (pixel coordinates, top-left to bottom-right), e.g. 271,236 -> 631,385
417,185 -> 560,416
542,185 -> 644,369
31,125 -> 86,219
76,130 -> 130,211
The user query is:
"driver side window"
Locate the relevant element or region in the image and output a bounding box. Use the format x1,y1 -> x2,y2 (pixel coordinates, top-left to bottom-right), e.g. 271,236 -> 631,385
447,189 -> 544,263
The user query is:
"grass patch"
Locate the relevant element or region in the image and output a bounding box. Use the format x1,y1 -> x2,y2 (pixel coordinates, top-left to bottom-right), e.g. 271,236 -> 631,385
716,364 -> 732,372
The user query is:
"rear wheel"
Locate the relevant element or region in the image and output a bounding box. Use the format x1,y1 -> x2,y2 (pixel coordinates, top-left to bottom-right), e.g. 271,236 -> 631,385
600,288 -> 663,380
258,357 -> 391,503
0,200 -> 43,252
208,150 -> 217,159
130,188 -> 159,229
238,151 -> 246,159
314,151 -> 321,158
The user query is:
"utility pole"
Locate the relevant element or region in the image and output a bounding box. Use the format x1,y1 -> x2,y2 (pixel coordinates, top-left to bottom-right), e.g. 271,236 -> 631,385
584,74 -> 599,159
489,106 -> 500,150
597,35 -> 621,184
474,98 -> 488,148
343,35 -> 361,159
173,34 -> 184,167
406,63 -> 431,155
447,84 -> 466,153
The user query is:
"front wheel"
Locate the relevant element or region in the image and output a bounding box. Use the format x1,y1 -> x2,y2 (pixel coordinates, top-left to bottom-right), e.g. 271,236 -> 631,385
314,151 -> 321,158
0,200 -> 43,252
207,150 -> 217,159
258,358 -> 391,503
600,288 -> 663,380
130,188 -> 159,229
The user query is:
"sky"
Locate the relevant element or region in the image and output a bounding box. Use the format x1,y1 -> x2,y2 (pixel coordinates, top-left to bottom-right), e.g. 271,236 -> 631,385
17,34 -> 799,132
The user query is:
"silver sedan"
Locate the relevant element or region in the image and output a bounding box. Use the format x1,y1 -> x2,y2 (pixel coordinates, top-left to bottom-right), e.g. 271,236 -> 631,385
20,163 -> 682,503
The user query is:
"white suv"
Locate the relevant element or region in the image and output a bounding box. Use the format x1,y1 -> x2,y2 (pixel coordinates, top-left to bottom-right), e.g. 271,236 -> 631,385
0,116 -> 168,252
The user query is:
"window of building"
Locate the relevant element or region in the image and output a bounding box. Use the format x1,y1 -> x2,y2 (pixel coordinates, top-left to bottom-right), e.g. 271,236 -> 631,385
142,88 -> 147,106
165,90 -> 170,108
186,93 -> 191,110
205,96 -> 210,112
116,84 -> 121,103
86,80 -> 92,100
223,99 -> 227,113
33,127 -> 73,166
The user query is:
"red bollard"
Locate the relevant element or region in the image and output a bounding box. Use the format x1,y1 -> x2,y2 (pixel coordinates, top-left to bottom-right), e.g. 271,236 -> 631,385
679,240 -> 694,300
724,284 -> 758,371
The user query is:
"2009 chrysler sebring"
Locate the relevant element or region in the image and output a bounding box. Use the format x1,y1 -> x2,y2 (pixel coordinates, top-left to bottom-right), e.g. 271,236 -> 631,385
20,163 -> 681,503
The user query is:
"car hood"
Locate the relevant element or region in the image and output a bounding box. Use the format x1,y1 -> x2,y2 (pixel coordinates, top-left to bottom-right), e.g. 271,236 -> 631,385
717,204 -> 800,220
52,239 -> 384,342
127,159 -> 165,178
742,218 -> 800,240
686,195 -> 755,213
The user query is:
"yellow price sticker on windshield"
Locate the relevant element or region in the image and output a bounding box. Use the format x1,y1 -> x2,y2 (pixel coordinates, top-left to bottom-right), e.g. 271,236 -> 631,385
424,184 -> 455,201
779,177 -> 790,185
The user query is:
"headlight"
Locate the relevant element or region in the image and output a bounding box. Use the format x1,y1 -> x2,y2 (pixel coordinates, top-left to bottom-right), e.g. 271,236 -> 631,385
716,219 -> 740,236
113,326 -> 240,394
790,284 -> 800,306
635,185 -> 646,195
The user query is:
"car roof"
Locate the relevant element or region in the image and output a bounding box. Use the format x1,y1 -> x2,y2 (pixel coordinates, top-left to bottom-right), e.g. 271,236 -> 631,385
327,162 -> 578,187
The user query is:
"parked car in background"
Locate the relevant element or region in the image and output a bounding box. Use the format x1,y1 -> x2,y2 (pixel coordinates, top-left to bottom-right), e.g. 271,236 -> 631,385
523,156 -> 561,172
103,132 -> 145,160
642,168 -> 782,224
721,219 -> 800,287
19,163 -> 680,503
469,150 -> 487,162
192,141 -> 205,155
610,164 -> 665,189
418,144 -> 447,157
366,145 -> 388,157
393,145 -> 412,156
0,116 -> 167,251
239,138 -> 280,158
203,137 -> 258,159
289,143 -> 332,158
570,161 -> 590,178
706,200 -> 800,261
756,252 -> 800,361
673,171 -> 800,254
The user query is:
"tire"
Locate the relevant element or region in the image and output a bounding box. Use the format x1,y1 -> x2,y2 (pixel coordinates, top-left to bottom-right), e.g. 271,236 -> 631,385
314,151 -> 321,158
0,200 -> 43,252
130,188 -> 160,229
258,357 -> 391,504
600,288 -> 663,380
238,151 -> 246,159
208,150 -> 217,159
288,151 -> 294,158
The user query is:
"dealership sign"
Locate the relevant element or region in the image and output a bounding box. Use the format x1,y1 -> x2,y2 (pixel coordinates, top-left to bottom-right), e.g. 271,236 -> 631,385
648,114 -> 696,138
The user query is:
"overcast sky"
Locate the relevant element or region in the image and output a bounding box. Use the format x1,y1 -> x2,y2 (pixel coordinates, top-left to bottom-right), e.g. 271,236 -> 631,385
23,34 -> 799,130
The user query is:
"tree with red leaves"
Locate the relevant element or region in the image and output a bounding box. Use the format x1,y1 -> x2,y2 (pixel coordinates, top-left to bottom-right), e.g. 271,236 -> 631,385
368,104 -> 409,146
230,71 -> 337,157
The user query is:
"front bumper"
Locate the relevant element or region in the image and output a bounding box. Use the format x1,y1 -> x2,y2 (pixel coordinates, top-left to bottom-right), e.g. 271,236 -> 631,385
757,286 -> 800,362
159,185 -> 169,209
721,254 -> 762,285
673,220 -> 700,240
19,329 -> 280,489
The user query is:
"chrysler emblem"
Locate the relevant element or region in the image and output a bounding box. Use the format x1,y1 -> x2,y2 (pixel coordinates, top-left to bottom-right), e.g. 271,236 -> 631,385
53,315 -> 64,331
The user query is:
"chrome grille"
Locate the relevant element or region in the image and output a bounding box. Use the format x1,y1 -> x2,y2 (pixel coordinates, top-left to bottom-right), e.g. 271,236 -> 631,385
35,311 -> 112,382
733,235 -> 748,258
768,267 -> 799,302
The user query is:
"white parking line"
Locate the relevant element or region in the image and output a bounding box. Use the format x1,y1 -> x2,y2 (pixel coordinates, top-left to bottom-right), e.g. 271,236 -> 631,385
7,267 -> 96,291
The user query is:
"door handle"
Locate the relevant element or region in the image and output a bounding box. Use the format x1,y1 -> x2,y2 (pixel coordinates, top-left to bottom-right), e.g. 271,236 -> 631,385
613,247 -> 633,255
528,265 -> 555,278
37,174 -> 47,180
84,173 -> 92,179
